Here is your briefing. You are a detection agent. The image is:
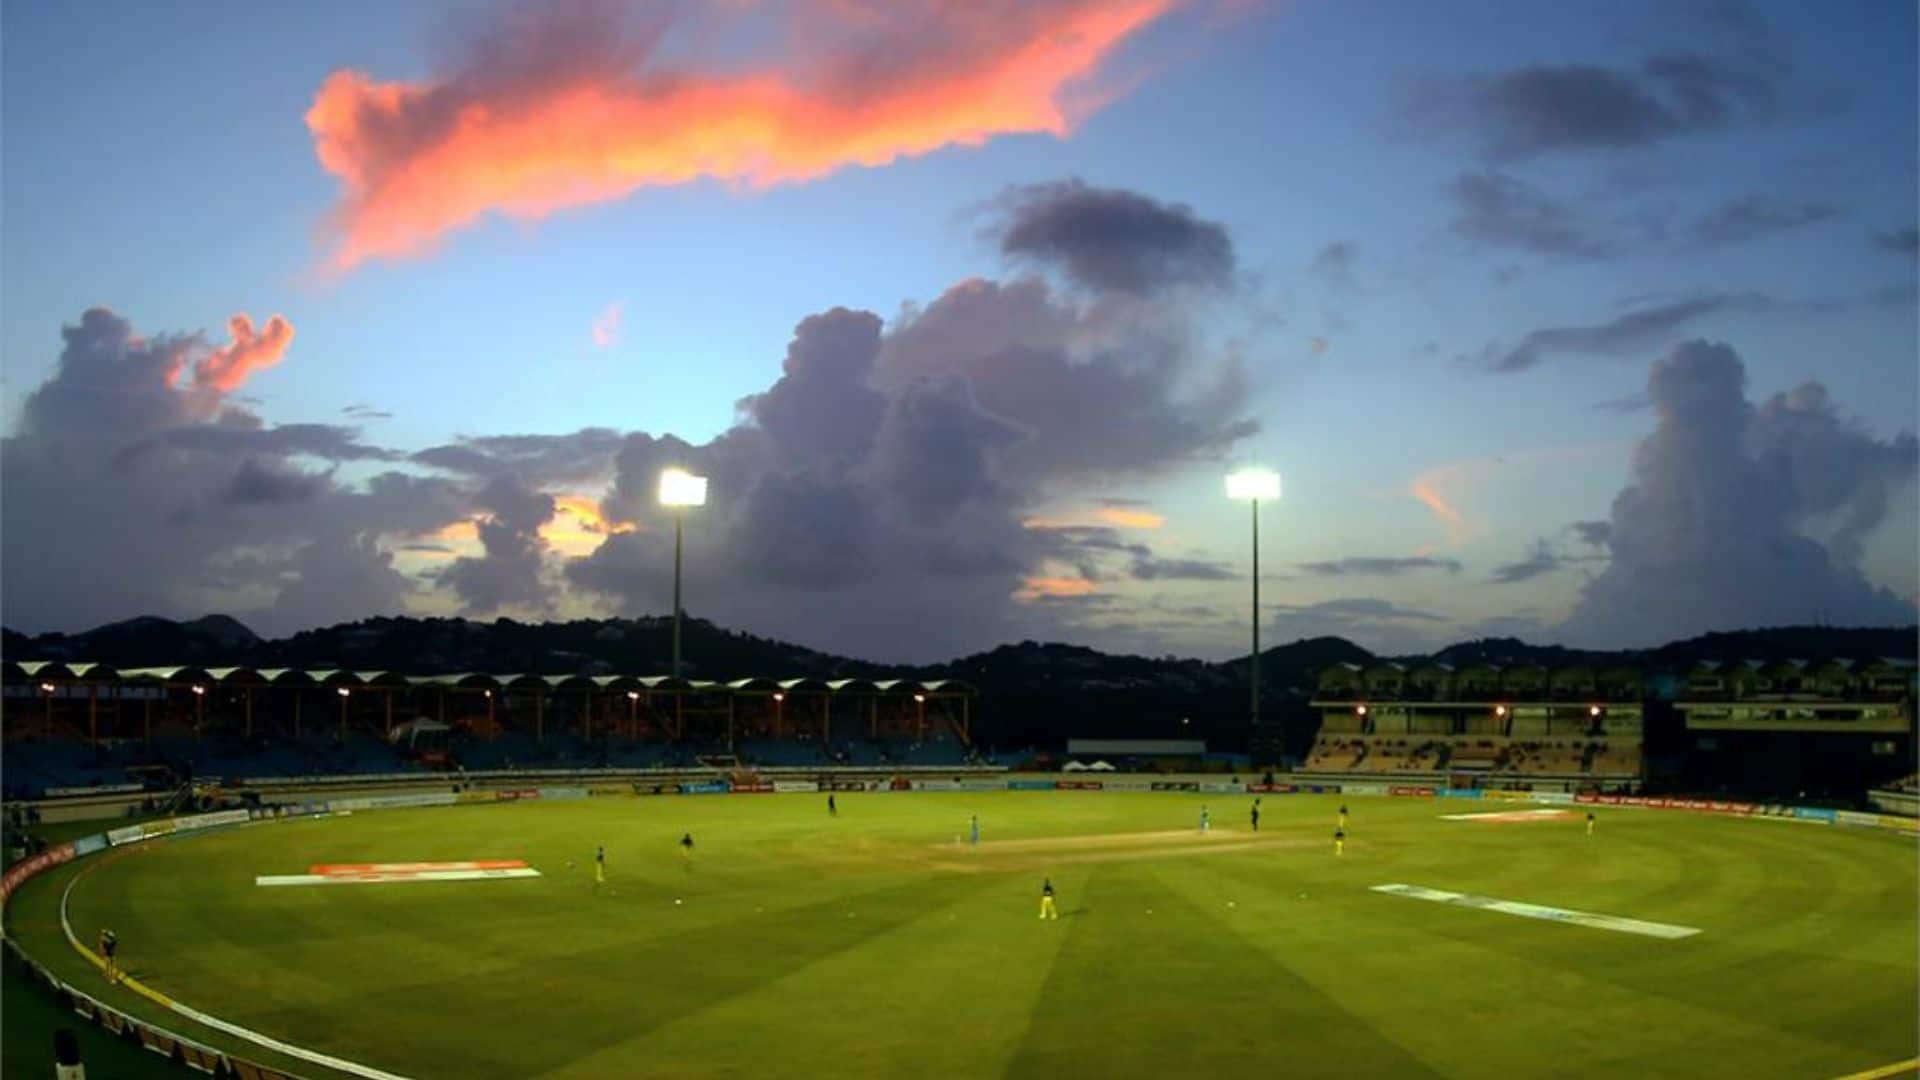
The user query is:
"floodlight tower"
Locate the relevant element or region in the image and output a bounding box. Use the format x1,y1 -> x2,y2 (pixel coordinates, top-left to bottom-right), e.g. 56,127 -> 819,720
657,468 -> 709,679
1226,468 -> 1282,766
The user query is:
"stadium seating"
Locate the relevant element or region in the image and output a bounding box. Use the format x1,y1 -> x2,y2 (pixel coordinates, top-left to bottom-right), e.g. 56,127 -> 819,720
1298,732 -> 1643,781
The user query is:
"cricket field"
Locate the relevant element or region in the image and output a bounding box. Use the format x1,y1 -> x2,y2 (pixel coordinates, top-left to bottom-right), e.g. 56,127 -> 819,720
4,791 -> 1915,1079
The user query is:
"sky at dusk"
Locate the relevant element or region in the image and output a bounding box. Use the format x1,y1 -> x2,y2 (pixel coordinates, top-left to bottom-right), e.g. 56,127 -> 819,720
2,0 -> 1915,662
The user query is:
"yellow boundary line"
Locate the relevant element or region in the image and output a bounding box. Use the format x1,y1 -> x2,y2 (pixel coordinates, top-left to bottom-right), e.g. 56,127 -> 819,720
1831,1058 -> 1920,1080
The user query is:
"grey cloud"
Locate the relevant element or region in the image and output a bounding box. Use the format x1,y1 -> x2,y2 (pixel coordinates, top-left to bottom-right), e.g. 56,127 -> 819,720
1297,556 -> 1463,577
1874,227 -> 1919,255
1129,557 -> 1235,582
1308,242 -> 1358,291
413,428 -> 623,485
440,475 -> 557,614
1415,49 -> 1787,160
223,459 -> 329,505
1448,170 -> 1624,258
1570,520 -> 1611,549
1487,292 -> 1765,372
1560,340 -> 1917,647
1489,540 -> 1565,584
992,179 -> 1234,295
343,404 -> 394,420
1690,195 -> 1843,247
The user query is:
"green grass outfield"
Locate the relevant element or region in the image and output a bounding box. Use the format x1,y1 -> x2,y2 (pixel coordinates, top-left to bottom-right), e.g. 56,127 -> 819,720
5,791 -> 1916,1079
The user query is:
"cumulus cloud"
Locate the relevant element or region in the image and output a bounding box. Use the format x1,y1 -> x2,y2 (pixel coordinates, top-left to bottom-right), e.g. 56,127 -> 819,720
1560,340 -> 1918,647
991,179 -> 1235,295
1,308 -> 475,636
440,476 -> 558,613
307,0 -> 1177,270
186,314 -> 295,393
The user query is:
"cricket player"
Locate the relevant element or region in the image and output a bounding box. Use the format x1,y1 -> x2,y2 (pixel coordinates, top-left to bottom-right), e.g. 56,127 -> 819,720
1039,879 -> 1059,920
828,794 -> 837,817
1334,828 -> 1346,856
680,832 -> 695,859
594,844 -> 607,884
970,815 -> 981,846
98,928 -> 118,984
1586,811 -> 1596,837
1338,804 -> 1349,829
1250,799 -> 1260,832
1200,805 -> 1210,834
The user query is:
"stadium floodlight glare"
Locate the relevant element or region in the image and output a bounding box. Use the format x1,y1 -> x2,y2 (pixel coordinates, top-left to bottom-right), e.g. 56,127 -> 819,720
1225,466 -> 1282,768
336,687 -> 351,698
1355,704 -> 1368,717
1225,468 -> 1281,502
657,468 -> 708,508
658,468 -> 710,679
38,682 -> 54,694
913,693 -> 927,704
1495,704 -> 1508,718
773,692 -> 786,703
627,691 -> 640,701
191,685 -> 205,696
1589,704 -> 1603,717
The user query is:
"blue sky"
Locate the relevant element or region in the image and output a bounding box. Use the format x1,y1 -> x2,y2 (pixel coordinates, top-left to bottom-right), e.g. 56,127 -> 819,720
2,0 -> 1914,661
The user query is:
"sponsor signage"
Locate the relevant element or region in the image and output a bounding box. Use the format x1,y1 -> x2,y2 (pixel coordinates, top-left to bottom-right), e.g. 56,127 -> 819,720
1199,782 -> 1245,794
633,782 -> 677,796
679,781 -> 729,795
1009,780 -> 1058,791
1055,780 -> 1103,791
730,782 -> 775,793
330,792 -> 457,812
1436,789 -> 1482,799
826,780 -> 868,792
1388,786 -> 1435,797
1102,778 -> 1155,792
173,809 -> 251,833
71,834 -> 108,856
772,781 -> 820,794
1791,807 -> 1837,823
0,841 -> 75,901
912,780 -> 962,792
1341,783 -> 1388,796
1529,792 -> 1576,805
1150,781 -> 1199,792
959,779 -> 1006,792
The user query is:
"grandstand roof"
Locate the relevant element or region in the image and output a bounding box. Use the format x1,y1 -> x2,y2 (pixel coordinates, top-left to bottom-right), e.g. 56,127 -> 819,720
3,662 -> 977,697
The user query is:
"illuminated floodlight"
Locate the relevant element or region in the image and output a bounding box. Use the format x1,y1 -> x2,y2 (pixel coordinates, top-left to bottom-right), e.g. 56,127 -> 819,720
627,691 -> 640,701
1225,468 -> 1281,502
773,692 -> 785,702
658,468 -> 709,508
1355,704 -> 1368,717
38,682 -> 54,694
336,687 -> 351,698
1589,704 -> 1602,717
913,693 -> 927,704
191,685 -> 206,696
1494,704 -> 1508,717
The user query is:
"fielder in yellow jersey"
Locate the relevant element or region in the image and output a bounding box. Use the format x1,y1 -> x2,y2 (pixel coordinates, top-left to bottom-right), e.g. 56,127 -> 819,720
1586,811 -> 1596,837
1039,878 -> 1059,920
1334,828 -> 1345,856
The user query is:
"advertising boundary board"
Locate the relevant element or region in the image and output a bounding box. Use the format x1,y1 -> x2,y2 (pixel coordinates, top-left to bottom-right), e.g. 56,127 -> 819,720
772,781 -> 820,794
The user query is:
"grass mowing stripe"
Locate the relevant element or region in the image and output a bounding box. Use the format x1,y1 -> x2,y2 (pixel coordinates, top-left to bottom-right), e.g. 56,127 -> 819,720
58,847 -> 411,1080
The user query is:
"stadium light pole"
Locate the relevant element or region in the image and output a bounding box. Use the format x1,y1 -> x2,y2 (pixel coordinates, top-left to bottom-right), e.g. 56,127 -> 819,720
658,468 -> 709,680
337,687 -> 351,740
1226,469 -> 1282,767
